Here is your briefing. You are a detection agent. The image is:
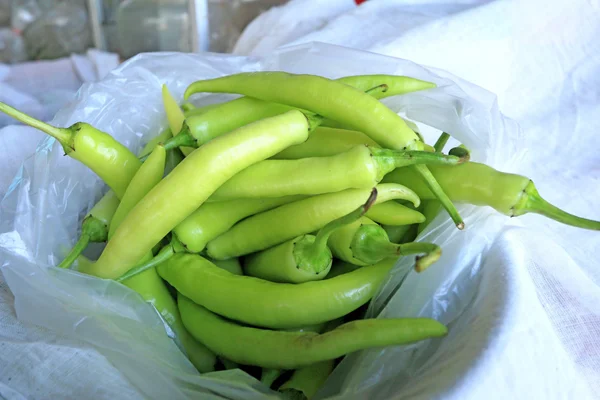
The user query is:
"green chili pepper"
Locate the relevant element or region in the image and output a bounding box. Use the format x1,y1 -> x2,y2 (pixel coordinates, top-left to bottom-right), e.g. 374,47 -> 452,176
417,200 -> 442,234
84,110 -> 311,279
272,127 -> 379,160
328,216 -> 441,272
162,85 -> 186,140
177,294 -> 447,369
0,102 -> 141,199
384,162 -> 600,230
58,128 -> 176,270
382,224 -> 412,243
183,72 -> 465,229
169,84 -> 392,157
261,323 -> 329,388
209,146 -> 465,200
121,267 -> 217,373
57,190 -> 120,269
433,132 -> 451,153
336,74 -> 436,99
243,189 -> 377,283
206,183 -> 421,261
364,201 -> 426,226
184,72 -> 418,150
174,195 -> 304,253
261,368 -> 285,389
158,254 -> 396,329
325,260 -> 361,280
180,102 -> 196,113
89,137 -> 215,373
209,258 -> 243,276
108,145 -> 166,239
278,359 -> 335,400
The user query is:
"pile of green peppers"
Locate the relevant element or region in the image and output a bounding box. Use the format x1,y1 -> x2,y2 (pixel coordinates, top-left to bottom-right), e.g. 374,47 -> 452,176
2,71 -> 598,400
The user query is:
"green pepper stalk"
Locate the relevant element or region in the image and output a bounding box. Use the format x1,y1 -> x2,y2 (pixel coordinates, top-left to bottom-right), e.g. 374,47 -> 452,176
57,191 -> 119,269
82,110 -> 312,280
433,132 -> 451,152
385,162 -> 600,231
243,189 -> 377,283
329,216 -> 441,272
0,101 -> 141,199
209,146 -> 466,201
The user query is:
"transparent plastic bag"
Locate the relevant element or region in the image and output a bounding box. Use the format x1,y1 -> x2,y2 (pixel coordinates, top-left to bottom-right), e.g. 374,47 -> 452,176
0,42 -> 524,399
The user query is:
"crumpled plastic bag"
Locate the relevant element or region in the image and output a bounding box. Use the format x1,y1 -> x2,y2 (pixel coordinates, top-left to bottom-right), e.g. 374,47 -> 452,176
0,42 -> 524,399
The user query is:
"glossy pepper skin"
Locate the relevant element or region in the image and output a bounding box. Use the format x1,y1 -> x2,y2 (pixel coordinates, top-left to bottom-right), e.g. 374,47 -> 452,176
206,183 -> 420,260
183,71 -> 465,229
0,101 -> 141,199
86,110 -> 311,279
121,268 -> 216,373
272,126 -> 379,160
185,72 -> 419,151
243,190 -> 377,284
208,146 -> 463,201
384,162 -> 529,215
387,162 -> 600,230
178,294 -> 447,369
158,254 -> 397,329
173,195 -> 304,253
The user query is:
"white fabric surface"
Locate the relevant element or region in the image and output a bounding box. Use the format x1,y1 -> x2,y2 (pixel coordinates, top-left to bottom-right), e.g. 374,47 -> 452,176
234,0 -> 600,398
0,0 -> 599,399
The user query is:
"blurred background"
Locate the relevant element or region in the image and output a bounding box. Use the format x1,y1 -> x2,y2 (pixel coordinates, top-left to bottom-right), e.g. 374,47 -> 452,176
0,0 -> 290,127
0,0 -> 289,62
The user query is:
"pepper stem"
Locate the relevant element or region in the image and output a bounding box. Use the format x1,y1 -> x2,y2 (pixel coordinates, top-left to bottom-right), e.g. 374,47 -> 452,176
513,181 -> 600,230
433,132 -> 450,152
0,101 -> 73,152
294,189 -> 377,273
312,188 -> 377,255
413,164 -> 465,229
357,231 -> 441,272
116,236 -> 184,282
57,234 -> 90,269
158,124 -> 197,154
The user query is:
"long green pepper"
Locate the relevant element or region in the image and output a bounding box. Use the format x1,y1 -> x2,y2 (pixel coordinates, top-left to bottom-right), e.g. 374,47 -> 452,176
83,110 -> 311,279
178,294 -> 447,369
184,72 -> 465,229
243,189 -> 377,283
209,146 -> 464,200
206,183 -> 421,260
385,162 -> 600,230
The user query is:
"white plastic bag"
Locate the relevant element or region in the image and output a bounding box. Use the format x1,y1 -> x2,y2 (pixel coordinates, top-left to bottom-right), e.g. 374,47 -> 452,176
0,42 -> 524,399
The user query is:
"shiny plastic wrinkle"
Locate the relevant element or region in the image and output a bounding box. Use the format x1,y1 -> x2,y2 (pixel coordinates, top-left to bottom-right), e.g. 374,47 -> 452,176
0,42 -> 522,399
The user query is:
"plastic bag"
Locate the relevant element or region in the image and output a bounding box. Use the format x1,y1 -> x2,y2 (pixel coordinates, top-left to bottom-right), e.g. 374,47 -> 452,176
0,42 -> 524,399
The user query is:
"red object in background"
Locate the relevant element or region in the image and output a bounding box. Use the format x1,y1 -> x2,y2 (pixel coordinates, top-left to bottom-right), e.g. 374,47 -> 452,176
355,0 -> 367,4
